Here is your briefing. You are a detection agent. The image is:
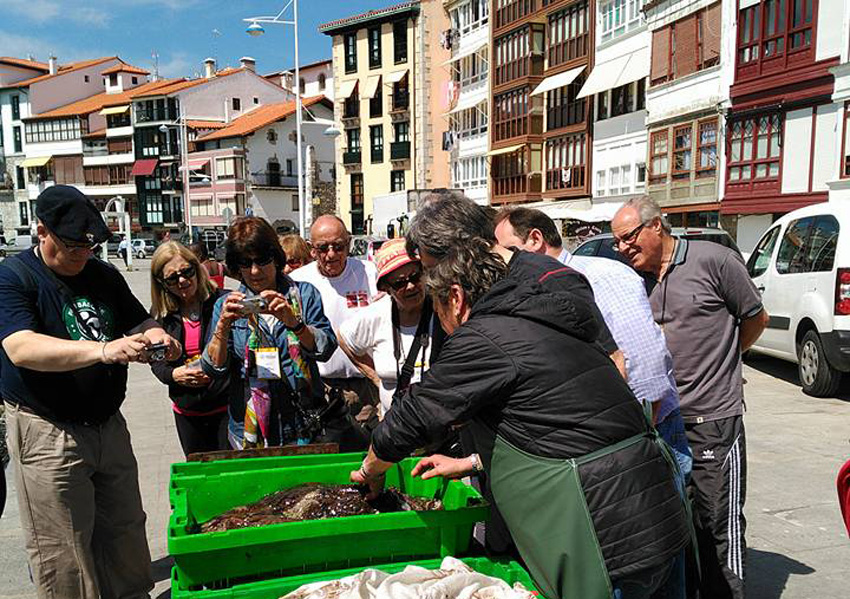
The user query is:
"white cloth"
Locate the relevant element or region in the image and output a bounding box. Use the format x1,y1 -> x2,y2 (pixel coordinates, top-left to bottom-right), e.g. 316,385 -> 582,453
281,556 -> 536,599
290,258 -> 378,379
339,295 -> 430,417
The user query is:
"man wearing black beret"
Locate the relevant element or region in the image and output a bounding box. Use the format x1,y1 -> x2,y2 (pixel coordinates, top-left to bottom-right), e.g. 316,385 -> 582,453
0,185 -> 180,599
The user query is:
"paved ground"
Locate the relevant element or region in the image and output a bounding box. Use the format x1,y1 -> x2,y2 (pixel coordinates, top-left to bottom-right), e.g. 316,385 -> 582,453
1,258 -> 848,598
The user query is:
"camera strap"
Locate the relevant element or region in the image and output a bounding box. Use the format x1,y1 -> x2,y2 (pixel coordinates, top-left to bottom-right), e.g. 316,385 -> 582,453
392,297 -> 433,398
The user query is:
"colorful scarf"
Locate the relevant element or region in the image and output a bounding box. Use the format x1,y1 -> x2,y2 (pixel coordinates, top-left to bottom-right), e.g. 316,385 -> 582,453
242,279 -> 315,448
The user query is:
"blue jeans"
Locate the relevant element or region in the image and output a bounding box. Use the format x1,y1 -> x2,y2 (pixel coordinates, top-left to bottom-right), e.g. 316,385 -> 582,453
613,556 -> 677,599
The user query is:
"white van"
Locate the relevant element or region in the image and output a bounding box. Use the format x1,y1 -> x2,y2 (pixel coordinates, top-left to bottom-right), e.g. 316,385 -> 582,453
746,202 -> 850,396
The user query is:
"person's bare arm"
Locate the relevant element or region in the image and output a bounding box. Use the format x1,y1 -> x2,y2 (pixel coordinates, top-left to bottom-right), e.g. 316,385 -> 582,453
610,349 -> 627,381
207,292 -> 244,368
338,335 -> 382,388
740,309 -> 769,353
2,330 -> 151,371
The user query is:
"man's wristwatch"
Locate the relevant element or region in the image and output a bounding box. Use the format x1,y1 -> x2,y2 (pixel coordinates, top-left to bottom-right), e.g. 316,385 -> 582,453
469,453 -> 483,473
291,320 -> 306,333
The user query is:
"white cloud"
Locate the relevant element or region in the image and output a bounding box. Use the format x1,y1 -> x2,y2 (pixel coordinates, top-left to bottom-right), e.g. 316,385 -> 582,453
3,0 -> 198,28
0,30 -> 90,64
157,52 -> 195,78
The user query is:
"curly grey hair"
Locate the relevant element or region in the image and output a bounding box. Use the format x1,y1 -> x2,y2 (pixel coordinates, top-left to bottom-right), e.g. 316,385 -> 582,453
623,196 -> 672,233
425,239 -> 508,310
405,190 -> 496,260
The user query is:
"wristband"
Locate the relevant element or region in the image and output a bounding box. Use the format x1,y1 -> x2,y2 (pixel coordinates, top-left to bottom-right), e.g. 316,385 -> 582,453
291,320 -> 306,334
359,464 -> 385,481
101,341 -> 110,365
469,453 -> 483,473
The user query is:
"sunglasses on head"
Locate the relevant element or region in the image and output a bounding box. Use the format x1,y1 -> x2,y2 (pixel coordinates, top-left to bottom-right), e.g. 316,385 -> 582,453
236,254 -> 275,270
160,265 -> 197,286
314,241 -> 348,254
386,269 -> 423,291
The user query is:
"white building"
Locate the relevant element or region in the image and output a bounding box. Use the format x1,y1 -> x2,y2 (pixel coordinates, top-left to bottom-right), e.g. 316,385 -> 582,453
266,59 -> 334,101
191,97 -> 336,231
577,0 -> 648,212
444,0 -> 490,205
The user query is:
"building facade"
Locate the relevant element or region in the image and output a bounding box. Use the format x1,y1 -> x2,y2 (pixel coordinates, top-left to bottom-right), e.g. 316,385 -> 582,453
320,0 -> 452,235
723,0 -> 846,252
444,0 -> 491,205
266,58 -> 335,101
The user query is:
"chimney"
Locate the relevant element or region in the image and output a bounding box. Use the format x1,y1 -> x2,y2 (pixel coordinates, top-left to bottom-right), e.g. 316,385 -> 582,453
239,56 -> 256,72
48,55 -> 57,75
203,57 -> 216,79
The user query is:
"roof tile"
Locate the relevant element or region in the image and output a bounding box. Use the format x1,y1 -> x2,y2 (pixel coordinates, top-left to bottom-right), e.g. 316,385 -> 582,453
197,96 -> 328,142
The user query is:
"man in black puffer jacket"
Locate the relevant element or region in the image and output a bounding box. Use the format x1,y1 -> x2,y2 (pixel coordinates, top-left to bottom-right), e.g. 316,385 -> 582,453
353,242 -> 690,599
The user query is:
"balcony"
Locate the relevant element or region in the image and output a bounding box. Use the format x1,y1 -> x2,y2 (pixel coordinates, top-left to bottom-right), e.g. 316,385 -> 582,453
251,172 -> 299,188
390,141 -> 410,161
135,107 -> 178,124
371,149 -> 384,163
391,90 -> 409,112
343,151 -> 362,165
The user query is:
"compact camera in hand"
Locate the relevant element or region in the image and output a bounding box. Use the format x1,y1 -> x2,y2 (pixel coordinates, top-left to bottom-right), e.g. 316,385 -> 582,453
144,342 -> 169,362
239,296 -> 268,315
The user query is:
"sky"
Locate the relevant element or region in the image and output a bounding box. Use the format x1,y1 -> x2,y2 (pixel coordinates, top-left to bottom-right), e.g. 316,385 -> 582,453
0,0 -> 399,78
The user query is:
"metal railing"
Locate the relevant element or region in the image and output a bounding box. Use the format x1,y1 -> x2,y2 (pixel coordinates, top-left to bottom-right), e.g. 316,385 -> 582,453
390,141 -> 410,160
343,151 -> 362,165
251,172 -> 299,187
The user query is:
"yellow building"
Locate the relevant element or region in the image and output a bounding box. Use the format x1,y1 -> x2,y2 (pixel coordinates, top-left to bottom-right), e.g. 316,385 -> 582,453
320,0 -> 451,234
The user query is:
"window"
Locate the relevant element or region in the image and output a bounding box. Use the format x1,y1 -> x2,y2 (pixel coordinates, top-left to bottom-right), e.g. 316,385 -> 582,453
597,92 -> 609,120
494,0 -> 536,30
13,126 -> 22,152
494,87 -> 543,142
299,78 -> 306,94
609,166 -> 621,195
393,20 -> 408,63
747,226 -> 780,277
650,130 -> 668,182
253,97 -> 259,105
368,27 -> 382,69
84,75 -> 90,83
697,119 -> 718,175
843,102 -> 850,178
636,78 -> 646,110
232,98 -> 241,111
25,118 -> 87,144
391,170 -> 405,192
345,33 -> 358,73
16,166 -> 25,190
610,83 -> 633,117
673,125 -> 692,177
546,77 -> 586,131
286,159 -> 293,176
107,112 -> 131,129
737,0 -> 813,78
547,1 -> 589,67
370,125 -> 384,163
451,156 -> 488,189
19,202 -> 28,227
11,95 -> 20,120
318,73 -> 326,91
351,173 -> 365,234
494,25 -> 544,87
651,3 -> 720,86
775,217 -> 814,274
596,170 -> 606,195
131,76 -> 138,85
292,194 -> 300,212
546,133 -> 586,191
343,84 -> 360,118
728,113 -> 781,183
451,104 -> 488,139
600,0 -> 642,43
109,73 -> 118,86
347,128 -> 361,151
636,162 -> 646,188
216,157 -> 239,180
393,121 -> 409,142
370,84 -> 382,118
451,0 -> 489,35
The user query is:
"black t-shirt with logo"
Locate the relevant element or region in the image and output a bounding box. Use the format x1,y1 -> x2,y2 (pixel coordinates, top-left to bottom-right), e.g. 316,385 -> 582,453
0,249 -> 150,424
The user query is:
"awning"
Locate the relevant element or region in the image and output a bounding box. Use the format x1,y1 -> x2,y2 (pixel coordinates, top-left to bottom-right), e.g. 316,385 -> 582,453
577,48 -> 649,99
530,65 -> 585,97
99,105 -> 130,116
384,69 -> 408,84
740,0 -> 760,8
446,94 -> 486,115
338,79 -> 358,99
20,155 -> 52,168
186,157 -> 211,170
487,144 -> 525,157
360,75 -> 381,100
442,38 -> 488,66
130,159 -> 158,177
537,200 -> 624,222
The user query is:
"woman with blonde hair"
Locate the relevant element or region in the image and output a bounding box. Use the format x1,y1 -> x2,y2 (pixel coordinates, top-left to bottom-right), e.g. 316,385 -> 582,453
150,241 -> 234,456
278,234 -> 312,274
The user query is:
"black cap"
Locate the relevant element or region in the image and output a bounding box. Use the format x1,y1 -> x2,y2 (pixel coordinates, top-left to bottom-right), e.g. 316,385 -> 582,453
36,185 -> 111,244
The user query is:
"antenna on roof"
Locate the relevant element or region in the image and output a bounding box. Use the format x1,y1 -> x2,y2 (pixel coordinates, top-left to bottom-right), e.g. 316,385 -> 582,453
151,50 -> 160,81
212,29 -> 222,65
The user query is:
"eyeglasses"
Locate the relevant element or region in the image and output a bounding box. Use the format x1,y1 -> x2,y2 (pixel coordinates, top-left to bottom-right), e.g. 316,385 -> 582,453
160,265 -> 197,286
314,241 -> 348,254
613,222 -> 646,250
236,255 -> 275,270
56,235 -> 100,254
386,270 -> 423,291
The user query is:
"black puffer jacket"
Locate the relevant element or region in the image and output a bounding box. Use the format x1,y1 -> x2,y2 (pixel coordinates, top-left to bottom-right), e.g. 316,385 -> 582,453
151,288 -> 237,413
373,263 -> 689,580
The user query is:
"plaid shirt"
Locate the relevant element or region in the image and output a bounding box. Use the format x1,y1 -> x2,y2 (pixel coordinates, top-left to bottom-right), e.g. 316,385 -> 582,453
559,249 -> 680,424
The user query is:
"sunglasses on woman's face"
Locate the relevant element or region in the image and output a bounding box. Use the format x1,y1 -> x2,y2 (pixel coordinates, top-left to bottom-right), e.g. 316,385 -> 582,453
161,265 -> 197,286
387,270 -> 423,291
236,255 -> 275,270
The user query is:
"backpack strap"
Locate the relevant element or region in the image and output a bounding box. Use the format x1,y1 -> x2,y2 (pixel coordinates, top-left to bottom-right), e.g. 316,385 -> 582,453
1,254 -> 39,297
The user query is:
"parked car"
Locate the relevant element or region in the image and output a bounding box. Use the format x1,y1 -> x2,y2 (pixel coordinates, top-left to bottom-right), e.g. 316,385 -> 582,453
131,239 -> 155,259
350,236 -> 387,262
574,227 -> 741,264
0,235 -> 37,259
745,202 -> 850,397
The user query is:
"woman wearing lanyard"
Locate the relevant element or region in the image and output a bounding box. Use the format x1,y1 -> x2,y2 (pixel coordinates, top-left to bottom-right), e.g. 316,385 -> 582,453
351,241 -> 690,599
202,217 -> 339,449
338,238 -> 439,419
150,242 -> 232,457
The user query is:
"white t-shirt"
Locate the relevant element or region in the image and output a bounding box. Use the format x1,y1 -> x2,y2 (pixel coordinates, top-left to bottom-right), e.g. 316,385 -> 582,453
290,258 -> 379,379
339,295 -> 430,417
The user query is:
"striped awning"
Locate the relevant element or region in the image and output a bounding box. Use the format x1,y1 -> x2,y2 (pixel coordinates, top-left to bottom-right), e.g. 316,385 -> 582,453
99,105 -> 130,116
130,159 -> 158,176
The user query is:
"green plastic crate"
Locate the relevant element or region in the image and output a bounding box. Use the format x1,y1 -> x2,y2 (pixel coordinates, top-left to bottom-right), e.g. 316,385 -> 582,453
168,458 -> 489,588
171,557 -> 543,599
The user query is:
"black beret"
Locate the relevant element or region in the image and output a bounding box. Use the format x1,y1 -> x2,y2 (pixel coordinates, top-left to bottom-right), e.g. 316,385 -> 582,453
35,185 -> 111,244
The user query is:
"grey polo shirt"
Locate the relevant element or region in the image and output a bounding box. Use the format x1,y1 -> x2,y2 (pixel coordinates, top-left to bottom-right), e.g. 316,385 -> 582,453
649,239 -> 763,424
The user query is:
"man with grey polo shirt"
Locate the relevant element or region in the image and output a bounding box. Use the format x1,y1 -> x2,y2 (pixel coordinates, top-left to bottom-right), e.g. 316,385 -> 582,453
613,197 -> 768,599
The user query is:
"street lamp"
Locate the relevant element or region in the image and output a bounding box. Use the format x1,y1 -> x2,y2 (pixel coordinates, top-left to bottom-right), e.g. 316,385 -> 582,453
244,1 -> 307,238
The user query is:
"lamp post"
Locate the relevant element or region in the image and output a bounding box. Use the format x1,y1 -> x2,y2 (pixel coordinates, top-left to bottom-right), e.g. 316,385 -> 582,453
244,1 -> 306,238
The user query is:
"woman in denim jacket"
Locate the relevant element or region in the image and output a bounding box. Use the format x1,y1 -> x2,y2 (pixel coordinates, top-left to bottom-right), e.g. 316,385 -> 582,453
203,217 -> 337,449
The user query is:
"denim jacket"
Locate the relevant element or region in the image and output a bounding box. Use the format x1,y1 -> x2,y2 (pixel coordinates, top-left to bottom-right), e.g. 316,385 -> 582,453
201,276 -> 337,423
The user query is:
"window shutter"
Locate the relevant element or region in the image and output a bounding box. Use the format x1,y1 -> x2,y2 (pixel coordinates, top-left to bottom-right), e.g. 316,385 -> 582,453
675,14 -> 698,80
651,27 -> 671,84
704,2 -> 722,64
